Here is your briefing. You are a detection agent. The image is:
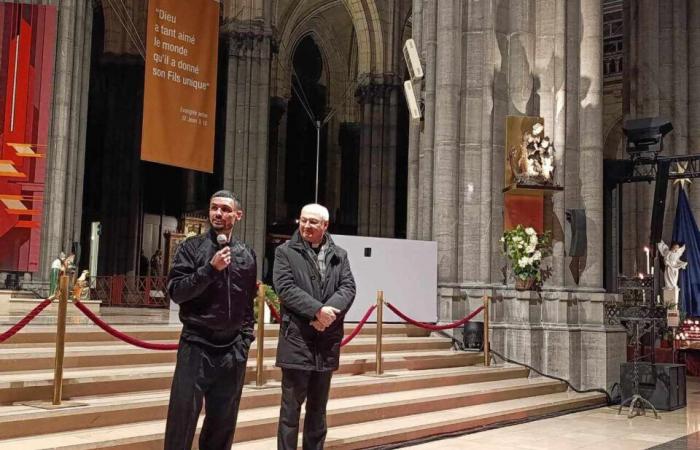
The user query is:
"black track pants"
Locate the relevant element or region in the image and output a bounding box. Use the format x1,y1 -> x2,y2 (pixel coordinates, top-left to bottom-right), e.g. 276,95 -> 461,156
163,338 -> 247,450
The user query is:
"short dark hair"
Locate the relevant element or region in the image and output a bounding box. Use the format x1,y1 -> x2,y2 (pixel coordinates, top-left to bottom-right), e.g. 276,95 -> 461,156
210,190 -> 242,209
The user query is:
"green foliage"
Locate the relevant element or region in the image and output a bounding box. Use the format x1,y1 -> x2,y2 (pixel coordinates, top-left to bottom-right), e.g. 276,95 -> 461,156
501,225 -> 552,282
254,283 -> 281,323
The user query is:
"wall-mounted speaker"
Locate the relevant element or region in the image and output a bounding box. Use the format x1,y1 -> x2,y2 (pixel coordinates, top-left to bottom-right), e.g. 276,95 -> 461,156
566,209 -> 587,257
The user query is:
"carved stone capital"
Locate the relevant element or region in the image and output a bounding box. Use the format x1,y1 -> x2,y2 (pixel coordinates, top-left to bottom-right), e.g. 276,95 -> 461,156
354,73 -> 403,105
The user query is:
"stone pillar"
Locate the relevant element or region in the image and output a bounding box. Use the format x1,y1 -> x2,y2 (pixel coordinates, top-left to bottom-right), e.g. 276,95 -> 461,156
266,96 -> 288,223
222,27 -> 272,264
355,77 -> 401,238
433,0 -> 460,285
406,0 -> 423,240
578,0 -> 604,288
688,2 -> 700,218
40,0 -> 93,278
416,0 -> 437,241
535,0 -> 568,287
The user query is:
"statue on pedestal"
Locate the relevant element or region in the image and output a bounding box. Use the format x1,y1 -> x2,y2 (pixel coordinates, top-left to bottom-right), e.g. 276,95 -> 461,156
508,122 -> 557,186
49,252 -> 66,298
72,270 -> 90,300
658,240 -> 688,306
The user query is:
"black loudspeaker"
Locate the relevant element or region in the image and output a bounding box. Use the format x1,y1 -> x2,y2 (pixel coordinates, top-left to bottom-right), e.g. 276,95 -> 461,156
565,209 -> 587,257
463,321 -> 483,350
620,362 -> 686,411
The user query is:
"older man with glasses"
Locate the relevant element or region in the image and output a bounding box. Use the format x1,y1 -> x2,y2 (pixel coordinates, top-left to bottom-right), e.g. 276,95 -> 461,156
273,203 -> 356,450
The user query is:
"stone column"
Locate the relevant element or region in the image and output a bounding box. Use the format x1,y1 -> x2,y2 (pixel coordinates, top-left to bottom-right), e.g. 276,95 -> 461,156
266,96 -> 288,223
417,0 -> 437,241
40,0 -> 93,278
688,2 -> 700,219
433,0 -> 460,286
535,0 -> 568,287
406,0 -> 423,240
578,0 -> 604,288
221,27 -> 272,264
355,77 -> 401,238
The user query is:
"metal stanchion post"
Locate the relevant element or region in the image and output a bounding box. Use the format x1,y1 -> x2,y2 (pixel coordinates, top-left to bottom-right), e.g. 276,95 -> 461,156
375,290 -> 384,375
483,295 -> 490,367
255,283 -> 266,387
52,275 -> 69,405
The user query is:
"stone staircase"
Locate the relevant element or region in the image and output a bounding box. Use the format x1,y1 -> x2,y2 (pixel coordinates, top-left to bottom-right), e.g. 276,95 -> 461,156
0,321 -> 606,449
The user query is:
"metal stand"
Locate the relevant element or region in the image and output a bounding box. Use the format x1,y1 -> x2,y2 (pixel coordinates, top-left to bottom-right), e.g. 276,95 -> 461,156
617,320 -> 660,419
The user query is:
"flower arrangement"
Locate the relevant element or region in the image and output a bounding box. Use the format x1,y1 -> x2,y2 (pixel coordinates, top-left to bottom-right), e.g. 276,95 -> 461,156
501,225 -> 552,288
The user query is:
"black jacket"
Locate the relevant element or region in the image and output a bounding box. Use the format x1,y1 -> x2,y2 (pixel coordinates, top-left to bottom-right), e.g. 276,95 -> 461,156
167,229 -> 257,351
273,231 -> 356,371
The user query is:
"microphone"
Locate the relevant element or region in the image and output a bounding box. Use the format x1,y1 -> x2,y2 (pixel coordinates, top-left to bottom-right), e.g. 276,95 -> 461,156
217,233 -> 232,319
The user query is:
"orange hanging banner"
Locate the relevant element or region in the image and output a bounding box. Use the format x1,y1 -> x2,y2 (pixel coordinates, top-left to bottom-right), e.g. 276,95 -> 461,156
141,0 -> 219,173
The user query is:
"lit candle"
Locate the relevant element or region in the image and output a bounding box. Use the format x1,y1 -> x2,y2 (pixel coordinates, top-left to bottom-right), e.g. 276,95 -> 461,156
644,246 -> 650,275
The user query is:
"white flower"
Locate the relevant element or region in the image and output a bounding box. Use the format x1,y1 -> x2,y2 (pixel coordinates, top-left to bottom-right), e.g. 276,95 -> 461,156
518,257 -> 528,268
500,237 -> 505,243
530,235 -> 538,245
526,244 -> 536,254
525,227 -> 536,236
533,251 -> 542,261
513,236 -> 522,243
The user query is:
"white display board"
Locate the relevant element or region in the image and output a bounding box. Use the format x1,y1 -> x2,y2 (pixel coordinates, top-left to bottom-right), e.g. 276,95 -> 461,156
331,235 -> 437,323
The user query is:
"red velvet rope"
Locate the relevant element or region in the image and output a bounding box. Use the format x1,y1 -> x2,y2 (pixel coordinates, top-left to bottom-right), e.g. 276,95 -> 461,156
386,302 -> 484,331
266,300 -> 282,323
0,298 -> 52,343
341,304 -> 377,347
73,299 -> 179,350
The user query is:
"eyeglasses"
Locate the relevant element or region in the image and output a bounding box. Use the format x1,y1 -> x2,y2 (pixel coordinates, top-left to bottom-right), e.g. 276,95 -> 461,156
299,217 -> 324,226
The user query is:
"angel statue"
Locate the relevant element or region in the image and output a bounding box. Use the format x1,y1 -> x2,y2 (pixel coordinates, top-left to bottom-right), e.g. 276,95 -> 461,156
72,270 -> 90,300
658,241 -> 688,304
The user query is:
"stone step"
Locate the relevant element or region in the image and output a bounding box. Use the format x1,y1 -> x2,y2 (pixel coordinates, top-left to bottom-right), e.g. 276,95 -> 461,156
234,391 -> 605,450
0,350 -> 483,404
0,322 -> 429,345
0,366 -> 529,440
0,376 -> 579,449
0,336 -> 452,372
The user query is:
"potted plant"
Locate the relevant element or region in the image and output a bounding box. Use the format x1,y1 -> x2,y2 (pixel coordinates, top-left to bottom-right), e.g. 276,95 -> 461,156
501,225 -> 552,290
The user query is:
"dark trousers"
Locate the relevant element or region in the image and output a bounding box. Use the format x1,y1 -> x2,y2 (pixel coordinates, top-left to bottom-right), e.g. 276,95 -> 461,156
164,338 -> 247,450
277,368 -> 333,450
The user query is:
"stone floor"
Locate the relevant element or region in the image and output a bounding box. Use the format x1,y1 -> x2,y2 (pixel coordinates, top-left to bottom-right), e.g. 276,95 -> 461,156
405,379 -> 700,450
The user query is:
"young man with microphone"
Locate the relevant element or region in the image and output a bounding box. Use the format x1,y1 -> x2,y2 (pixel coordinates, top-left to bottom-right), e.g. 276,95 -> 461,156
164,190 -> 257,450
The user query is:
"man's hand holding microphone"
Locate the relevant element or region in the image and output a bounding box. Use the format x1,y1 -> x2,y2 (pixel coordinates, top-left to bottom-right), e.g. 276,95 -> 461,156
211,234 -> 231,271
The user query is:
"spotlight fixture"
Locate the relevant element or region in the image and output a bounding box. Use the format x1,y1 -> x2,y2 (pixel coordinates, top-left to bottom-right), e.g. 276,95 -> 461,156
622,117 -> 673,160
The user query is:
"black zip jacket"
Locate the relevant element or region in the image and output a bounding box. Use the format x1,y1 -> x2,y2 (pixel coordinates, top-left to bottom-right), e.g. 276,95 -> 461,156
167,228 -> 257,350
273,231 -> 356,371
